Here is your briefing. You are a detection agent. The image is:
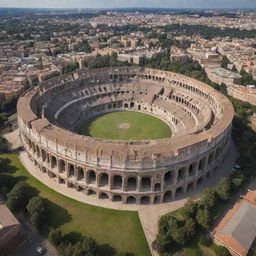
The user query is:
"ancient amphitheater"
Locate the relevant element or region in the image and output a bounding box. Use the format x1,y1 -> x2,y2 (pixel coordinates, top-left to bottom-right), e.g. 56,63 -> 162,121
17,66 -> 234,205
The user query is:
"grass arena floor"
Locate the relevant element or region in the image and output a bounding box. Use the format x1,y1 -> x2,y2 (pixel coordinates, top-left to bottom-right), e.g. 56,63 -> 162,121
1,154 -> 150,256
78,111 -> 172,140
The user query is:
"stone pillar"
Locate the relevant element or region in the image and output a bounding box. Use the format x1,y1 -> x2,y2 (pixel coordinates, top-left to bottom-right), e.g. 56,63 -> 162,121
108,175 -> 113,189
122,177 -> 126,192
194,161 -> 200,176
150,178 -> 155,192
96,174 -> 100,187
185,166 -> 189,180
137,177 -> 142,192
173,169 -> 179,184
65,162 -> 69,178
84,169 -> 88,184
74,166 -> 78,181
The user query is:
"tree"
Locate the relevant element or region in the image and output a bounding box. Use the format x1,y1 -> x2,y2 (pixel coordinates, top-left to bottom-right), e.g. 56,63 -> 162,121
26,196 -> 47,229
48,228 -> 63,247
6,182 -> 32,212
182,198 -> 197,218
196,207 -> 212,229
73,237 -> 98,256
200,188 -> 217,208
152,233 -> 171,253
216,177 -> 232,201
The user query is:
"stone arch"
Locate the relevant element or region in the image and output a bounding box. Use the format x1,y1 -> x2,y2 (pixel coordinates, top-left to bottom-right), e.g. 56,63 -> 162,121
189,163 -> 196,176
126,196 -> 136,204
164,171 -> 173,185
199,157 -> 207,171
87,170 -> 96,184
99,173 -> 109,187
178,167 -> 186,182
68,163 -> 74,177
208,152 -> 214,165
130,102 -> 134,108
113,195 -> 122,202
163,191 -> 172,203
113,175 -> 122,189
197,177 -> 203,186
78,167 -> 84,181
59,159 -> 65,173
140,196 -> 150,205
175,187 -> 184,198
154,196 -> 160,204
141,177 -> 151,191
99,192 -> 109,199
154,183 -> 161,192
215,147 -> 221,159
124,103 -> 129,108
88,189 -> 96,196
42,149 -> 47,162
51,155 -> 57,168
36,145 -> 40,157
138,105 -> 141,110
186,182 -> 194,193
127,177 -> 137,191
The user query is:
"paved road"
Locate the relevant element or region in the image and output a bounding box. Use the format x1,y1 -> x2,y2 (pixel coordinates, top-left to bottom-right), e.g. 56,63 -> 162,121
15,215 -> 58,256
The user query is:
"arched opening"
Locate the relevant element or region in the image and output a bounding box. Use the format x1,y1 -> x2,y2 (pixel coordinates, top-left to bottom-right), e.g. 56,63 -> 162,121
186,183 -> 194,193
51,156 -> 57,168
199,158 -> 206,171
59,159 -> 65,173
138,105 -> 141,110
88,170 -> 96,184
68,164 -> 74,177
178,168 -> 186,182
175,187 -> 184,198
141,177 -> 151,191
99,173 -> 109,187
163,191 -> 172,203
124,103 -> 128,108
127,177 -> 137,191
36,146 -> 40,157
197,177 -> 203,186
99,193 -> 109,200
78,167 -> 84,181
42,149 -> 47,162
154,196 -> 160,204
215,147 -> 221,159
126,196 -> 136,204
130,102 -> 134,108
113,195 -> 122,202
140,196 -> 150,205
113,175 -> 122,189
164,171 -> 173,185
88,190 -> 96,196
77,186 -> 83,192
42,167 -> 47,173
189,164 -> 196,176
154,183 -> 161,192
208,152 -> 214,165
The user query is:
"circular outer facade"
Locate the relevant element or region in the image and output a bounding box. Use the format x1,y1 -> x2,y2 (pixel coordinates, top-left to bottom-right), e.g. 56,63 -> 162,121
17,67 -> 234,205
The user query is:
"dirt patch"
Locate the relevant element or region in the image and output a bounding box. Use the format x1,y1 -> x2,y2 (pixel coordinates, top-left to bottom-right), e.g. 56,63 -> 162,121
118,123 -> 131,129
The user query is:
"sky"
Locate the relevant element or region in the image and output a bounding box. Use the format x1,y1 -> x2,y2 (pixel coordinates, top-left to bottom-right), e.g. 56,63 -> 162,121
0,0 -> 256,9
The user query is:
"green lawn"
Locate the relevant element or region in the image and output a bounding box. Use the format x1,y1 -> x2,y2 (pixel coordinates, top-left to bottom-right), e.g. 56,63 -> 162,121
78,111 -> 172,140
1,154 -> 151,256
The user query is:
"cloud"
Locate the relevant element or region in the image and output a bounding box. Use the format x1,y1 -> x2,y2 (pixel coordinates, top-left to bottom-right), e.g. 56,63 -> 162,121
0,0 -> 255,9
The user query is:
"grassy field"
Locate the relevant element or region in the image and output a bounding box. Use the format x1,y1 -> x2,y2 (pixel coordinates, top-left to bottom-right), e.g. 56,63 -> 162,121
1,153 -> 151,256
78,111 -> 172,140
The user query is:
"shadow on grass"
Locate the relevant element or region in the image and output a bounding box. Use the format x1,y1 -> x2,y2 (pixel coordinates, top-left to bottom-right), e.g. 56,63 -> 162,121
97,243 -> 117,256
0,158 -> 18,174
63,231 -> 83,244
44,198 -> 72,230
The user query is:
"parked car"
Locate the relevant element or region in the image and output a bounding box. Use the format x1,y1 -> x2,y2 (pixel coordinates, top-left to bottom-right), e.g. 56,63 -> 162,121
36,246 -> 46,255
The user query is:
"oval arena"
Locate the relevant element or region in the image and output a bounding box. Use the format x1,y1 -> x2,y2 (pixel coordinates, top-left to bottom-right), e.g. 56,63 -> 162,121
17,67 -> 234,205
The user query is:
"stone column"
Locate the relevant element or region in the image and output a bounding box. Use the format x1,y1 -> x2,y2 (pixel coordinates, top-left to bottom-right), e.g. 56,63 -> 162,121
74,166 -> 78,181
96,174 -> 100,187
122,177 -> 126,192
65,162 -> 69,178
150,178 -> 155,192
108,175 -> 113,190
173,169 -> 179,184
185,166 -> 189,180
137,177 -> 142,192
